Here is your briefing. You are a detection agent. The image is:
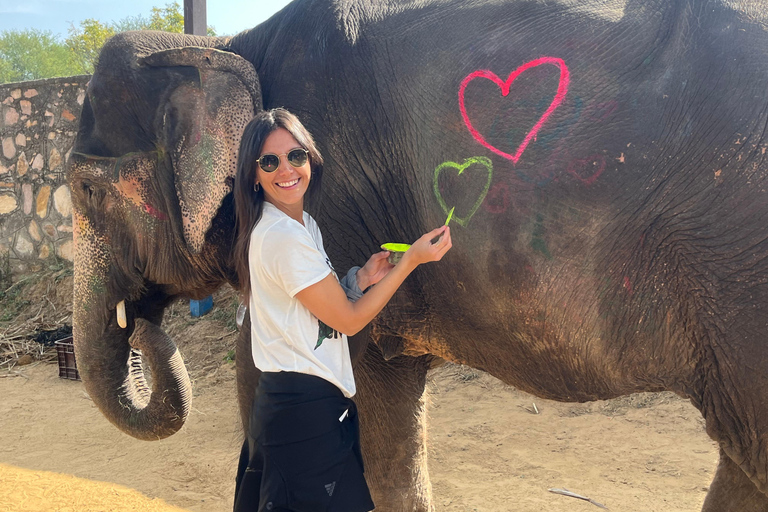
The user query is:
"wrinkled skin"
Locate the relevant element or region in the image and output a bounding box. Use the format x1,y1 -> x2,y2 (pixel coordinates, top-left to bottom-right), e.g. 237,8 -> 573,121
68,1 -> 768,510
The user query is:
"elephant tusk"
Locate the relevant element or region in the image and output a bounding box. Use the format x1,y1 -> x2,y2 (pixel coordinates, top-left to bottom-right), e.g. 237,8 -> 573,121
117,300 -> 127,328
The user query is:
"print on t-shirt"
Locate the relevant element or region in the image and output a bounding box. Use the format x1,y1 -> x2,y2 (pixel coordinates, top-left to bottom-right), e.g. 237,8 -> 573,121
315,256 -> 341,350
316,320 -> 341,349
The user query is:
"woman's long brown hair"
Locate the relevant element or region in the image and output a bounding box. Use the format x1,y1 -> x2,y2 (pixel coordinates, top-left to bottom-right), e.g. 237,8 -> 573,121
233,108 -> 324,302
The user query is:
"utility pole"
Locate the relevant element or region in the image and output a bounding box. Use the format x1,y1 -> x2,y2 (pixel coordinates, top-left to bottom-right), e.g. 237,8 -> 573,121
184,0 -> 207,36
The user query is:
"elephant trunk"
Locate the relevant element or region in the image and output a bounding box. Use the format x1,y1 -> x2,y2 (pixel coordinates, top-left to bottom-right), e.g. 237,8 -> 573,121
72,212 -> 191,440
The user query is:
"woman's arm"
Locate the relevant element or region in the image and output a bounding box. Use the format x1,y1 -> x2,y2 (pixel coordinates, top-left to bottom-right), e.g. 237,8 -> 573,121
295,226 -> 452,336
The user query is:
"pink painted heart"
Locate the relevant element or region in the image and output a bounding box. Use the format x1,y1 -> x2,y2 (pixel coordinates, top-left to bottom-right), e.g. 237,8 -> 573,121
459,57 -> 570,164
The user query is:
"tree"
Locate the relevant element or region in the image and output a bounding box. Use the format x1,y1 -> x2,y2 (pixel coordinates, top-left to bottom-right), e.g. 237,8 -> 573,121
65,19 -> 115,75
0,30 -> 81,83
146,2 -> 217,36
147,2 -> 185,33
1,2 -> 217,83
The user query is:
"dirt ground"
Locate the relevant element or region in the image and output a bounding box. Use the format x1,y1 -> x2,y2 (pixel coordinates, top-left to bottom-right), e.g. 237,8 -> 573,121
0,277 -> 719,512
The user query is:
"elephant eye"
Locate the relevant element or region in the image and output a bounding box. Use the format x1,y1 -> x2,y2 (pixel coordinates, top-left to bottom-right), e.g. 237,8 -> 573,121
79,180 -> 108,209
82,181 -> 96,199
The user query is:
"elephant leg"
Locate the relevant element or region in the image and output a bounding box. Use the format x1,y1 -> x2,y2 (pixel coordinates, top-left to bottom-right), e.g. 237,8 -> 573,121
702,448 -> 768,512
354,344 -> 435,512
235,311 -> 260,432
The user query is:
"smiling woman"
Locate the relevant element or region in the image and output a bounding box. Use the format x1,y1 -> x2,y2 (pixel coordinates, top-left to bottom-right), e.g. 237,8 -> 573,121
230,108 -> 451,511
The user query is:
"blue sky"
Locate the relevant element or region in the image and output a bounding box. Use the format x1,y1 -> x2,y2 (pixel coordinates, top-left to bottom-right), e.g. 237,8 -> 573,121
0,0 -> 295,37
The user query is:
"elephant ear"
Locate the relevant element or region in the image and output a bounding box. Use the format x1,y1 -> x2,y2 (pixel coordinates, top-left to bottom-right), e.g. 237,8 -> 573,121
139,47 -> 262,253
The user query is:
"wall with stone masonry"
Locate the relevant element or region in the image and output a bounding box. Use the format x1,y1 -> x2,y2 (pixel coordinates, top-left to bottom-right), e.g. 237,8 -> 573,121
0,75 -> 90,273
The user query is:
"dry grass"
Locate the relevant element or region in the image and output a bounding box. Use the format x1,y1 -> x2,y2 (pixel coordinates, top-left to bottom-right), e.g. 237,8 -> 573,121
0,262 -> 73,371
0,259 -> 240,387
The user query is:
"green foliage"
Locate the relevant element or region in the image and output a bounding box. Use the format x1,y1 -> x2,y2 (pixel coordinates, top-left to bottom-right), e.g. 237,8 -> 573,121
0,29 -> 83,83
145,2 -> 217,36
148,2 -> 185,33
65,19 -> 116,75
1,2 -> 217,83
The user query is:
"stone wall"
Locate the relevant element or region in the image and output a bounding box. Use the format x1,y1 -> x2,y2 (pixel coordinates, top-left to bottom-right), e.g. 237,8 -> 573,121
0,75 -> 90,273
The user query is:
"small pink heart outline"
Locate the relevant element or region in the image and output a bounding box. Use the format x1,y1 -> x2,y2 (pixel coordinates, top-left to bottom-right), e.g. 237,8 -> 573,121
459,57 -> 570,164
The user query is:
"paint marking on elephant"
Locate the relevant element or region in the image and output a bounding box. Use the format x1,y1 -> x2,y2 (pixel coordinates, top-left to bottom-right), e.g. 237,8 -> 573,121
459,57 -> 570,163
143,203 -> 168,221
566,154 -> 606,186
433,157 -> 493,227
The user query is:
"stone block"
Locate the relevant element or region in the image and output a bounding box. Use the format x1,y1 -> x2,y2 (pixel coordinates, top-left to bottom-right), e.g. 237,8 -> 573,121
0,194 -> 17,214
21,183 -> 32,215
2,97 -> 12,106
61,110 -> 76,122
38,243 -> 51,259
3,211 -> 24,234
16,152 -> 28,176
19,100 -> 31,115
57,224 -> 73,233
2,137 -> 15,159
31,154 -> 44,170
36,185 -> 51,218
10,89 -> 21,100
15,133 -> 25,147
49,148 -> 62,170
23,89 -> 38,98
28,220 -> 41,242
0,182 -> 12,188
43,222 -> 56,238
54,185 -> 72,218
48,132 -> 56,140
77,90 -> 85,105
4,107 -> 18,126
56,240 -> 74,262
14,232 -> 34,257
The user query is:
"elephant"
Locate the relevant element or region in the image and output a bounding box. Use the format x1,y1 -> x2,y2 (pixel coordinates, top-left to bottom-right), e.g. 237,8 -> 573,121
66,0 -> 768,510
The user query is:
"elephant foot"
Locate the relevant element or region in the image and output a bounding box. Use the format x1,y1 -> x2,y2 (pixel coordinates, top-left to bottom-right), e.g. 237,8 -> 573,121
702,448 -> 768,512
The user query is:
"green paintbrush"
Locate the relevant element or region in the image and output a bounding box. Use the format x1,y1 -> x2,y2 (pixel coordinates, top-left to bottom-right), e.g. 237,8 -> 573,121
445,206 -> 455,226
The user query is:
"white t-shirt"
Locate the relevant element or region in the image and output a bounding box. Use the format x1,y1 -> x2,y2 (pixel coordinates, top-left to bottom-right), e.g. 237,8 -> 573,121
248,202 -> 356,397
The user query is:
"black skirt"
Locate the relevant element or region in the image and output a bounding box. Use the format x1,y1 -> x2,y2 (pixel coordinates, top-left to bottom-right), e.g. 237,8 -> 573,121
233,372 -> 374,512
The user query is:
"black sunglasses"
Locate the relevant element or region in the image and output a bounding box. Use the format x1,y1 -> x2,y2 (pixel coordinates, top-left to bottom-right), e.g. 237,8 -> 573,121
258,148 -> 309,173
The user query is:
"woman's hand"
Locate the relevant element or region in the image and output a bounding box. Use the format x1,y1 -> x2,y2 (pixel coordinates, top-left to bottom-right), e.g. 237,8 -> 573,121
357,251 -> 394,290
403,226 -> 452,267
296,227 -> 451,337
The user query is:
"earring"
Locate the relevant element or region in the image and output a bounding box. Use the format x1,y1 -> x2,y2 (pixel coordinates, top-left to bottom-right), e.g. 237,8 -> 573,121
254,182 -> 260,192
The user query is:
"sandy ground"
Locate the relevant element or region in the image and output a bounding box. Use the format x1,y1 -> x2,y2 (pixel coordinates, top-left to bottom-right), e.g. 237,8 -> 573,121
0,356 -> 719,512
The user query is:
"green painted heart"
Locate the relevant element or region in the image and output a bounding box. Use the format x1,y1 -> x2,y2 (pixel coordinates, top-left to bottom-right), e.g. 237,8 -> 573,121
433,156 -> 493,227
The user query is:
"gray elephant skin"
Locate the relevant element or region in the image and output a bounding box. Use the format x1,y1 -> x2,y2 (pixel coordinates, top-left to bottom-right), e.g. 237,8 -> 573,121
66,1 -> 768,510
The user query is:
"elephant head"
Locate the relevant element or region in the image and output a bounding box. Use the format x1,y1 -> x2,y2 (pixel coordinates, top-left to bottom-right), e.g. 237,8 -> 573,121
67,31 -> 261,440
